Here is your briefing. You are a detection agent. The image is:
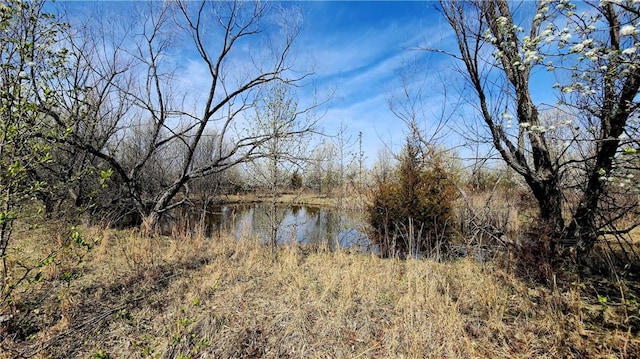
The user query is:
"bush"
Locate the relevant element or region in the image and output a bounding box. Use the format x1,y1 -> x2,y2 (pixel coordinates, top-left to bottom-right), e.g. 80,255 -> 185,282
290,169 -> 303,190
367,139 -> 457,258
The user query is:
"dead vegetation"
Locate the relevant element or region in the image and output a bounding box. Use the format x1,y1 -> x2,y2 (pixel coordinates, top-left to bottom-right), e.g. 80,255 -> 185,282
0,223 -> 638,358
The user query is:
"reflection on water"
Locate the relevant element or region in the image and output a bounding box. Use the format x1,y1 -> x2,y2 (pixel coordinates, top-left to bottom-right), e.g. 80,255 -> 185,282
165,204 -> 372,250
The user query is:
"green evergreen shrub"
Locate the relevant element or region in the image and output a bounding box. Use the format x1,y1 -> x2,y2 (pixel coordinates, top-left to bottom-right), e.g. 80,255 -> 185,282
368,137 -> 457,258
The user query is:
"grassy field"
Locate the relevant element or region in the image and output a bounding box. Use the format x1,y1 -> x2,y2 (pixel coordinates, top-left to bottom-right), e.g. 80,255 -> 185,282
1,223 -> 639,358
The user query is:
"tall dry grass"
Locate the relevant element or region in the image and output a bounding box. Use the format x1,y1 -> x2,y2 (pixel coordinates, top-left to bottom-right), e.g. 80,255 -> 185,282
0,224 -> 638,358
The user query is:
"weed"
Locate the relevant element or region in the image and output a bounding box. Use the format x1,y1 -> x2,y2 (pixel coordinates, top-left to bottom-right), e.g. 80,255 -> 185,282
92,350 -> 111,359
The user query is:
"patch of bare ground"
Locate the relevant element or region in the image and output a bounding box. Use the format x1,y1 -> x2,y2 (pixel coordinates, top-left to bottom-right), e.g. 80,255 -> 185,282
1,225 -> 638,358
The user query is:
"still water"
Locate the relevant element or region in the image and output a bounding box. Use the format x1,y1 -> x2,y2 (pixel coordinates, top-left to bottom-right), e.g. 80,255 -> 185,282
164,204 -> 372,250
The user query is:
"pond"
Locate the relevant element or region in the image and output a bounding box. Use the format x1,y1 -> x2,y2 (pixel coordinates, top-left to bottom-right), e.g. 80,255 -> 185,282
163,203 -> 373,251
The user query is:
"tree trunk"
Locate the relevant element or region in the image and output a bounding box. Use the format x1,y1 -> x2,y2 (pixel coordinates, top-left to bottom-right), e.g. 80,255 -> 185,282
142,179 -> 188,234
526,177 -> 564,252
565,149 -> 617,258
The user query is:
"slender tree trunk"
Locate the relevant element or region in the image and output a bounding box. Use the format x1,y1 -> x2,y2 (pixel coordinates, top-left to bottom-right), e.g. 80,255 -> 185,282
565,139 -> 620,257
0,188 -> 13,298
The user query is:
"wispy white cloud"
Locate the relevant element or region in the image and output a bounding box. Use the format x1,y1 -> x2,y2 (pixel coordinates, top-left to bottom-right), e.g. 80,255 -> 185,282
289,4 -> 456,163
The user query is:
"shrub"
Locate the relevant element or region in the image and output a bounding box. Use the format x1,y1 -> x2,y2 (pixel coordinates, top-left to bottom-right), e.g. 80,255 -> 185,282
290,169 -> 303,190
367,138 -> 457,258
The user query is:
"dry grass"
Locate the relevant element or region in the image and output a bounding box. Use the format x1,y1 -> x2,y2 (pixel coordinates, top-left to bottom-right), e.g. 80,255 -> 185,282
1,223 -> 639,358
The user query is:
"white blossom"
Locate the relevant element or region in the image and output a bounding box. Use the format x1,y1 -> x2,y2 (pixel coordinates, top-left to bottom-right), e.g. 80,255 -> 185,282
524,50 -> 539,63
540,28 -> 553,38
496,16 -> 509,28
570,43 -> 585,53
585,50 -> 598,61
530,125 -> 546,133
483,29 -> 497,43
622,47 -> 637,55
620,25 -> 638,36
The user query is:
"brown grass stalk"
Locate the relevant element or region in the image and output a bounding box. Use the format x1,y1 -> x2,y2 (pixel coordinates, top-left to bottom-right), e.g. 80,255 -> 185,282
0,225 -> 638,358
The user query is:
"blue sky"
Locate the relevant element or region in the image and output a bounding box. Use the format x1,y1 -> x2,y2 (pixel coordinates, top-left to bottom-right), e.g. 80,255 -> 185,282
285,1 -> 560,166
53,1 -> 563,168
291,1 -> 457,162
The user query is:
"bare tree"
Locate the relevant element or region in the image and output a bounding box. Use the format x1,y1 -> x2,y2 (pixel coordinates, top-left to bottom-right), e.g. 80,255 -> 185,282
387,58 -> 456,157
439,0 -> 640,259
43,1 -> 313,231
302,140 -> 335,195
334,121 -> 357,211
371,146 -> 395,185
245,83 -> 318,256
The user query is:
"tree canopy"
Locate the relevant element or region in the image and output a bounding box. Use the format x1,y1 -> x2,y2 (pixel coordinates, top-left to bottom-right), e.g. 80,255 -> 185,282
440,0 -> 640,259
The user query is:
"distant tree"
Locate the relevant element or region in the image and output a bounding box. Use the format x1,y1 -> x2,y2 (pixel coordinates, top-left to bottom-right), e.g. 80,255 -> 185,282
304,141 -> 338,195
247,83 -> 318,257
334,121 -> 357,210
290,169 -> 303,190
371,146 -> 395,185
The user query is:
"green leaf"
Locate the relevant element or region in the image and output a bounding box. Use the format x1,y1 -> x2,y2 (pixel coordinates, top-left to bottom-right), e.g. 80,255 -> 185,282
98,169 -> 113,188
8,160 -> 23,176
598,294 -> 608,304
